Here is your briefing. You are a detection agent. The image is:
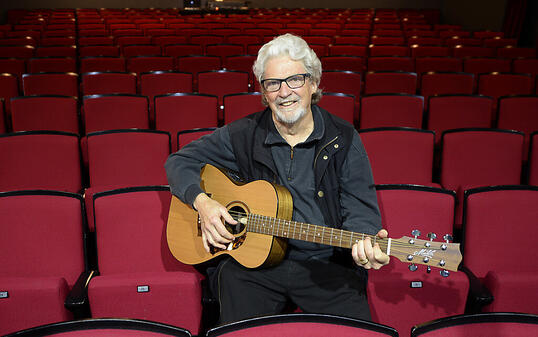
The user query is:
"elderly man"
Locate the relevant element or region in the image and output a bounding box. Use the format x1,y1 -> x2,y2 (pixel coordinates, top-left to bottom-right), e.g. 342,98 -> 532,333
165,33 -> 388,325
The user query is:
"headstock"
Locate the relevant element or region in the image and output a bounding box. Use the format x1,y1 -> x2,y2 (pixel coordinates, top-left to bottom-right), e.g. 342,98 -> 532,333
389,230 -> 461,276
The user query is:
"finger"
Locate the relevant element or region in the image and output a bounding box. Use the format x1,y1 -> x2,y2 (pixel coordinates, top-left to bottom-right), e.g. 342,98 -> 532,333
201,232 -> 210,253
377,229 -> 388,238
205,225 -> 230,248
364,237 -> 375,261
205,214 -> 234,242
373,244 -> 390,266
355,240 -> 372,269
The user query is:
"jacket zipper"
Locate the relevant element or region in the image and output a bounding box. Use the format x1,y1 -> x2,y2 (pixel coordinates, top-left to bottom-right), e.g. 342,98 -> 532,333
313,135 -> 339,168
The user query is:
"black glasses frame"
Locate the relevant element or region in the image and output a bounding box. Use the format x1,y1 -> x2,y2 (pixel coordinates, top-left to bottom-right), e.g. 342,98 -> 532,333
260,73 -> 311,92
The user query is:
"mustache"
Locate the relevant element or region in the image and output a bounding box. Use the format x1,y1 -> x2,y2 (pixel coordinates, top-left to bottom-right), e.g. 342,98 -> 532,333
275,95 -> 300,105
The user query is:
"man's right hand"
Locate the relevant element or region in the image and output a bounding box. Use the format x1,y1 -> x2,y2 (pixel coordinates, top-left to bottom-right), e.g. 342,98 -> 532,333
193,193 -> 237,253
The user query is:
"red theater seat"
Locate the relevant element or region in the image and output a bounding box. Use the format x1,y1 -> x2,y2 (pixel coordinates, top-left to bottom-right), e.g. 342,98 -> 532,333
370,184 -> 468,337
0,190 -> 87,335
462,186 -> 538,314
87,187 -> 203,335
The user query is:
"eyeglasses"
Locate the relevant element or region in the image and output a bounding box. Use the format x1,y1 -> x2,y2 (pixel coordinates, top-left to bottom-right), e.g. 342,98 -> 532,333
260,73 -> 311,92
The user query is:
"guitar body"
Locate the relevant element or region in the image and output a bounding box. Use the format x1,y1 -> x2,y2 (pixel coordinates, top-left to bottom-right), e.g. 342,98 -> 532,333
167,164 -> 294,268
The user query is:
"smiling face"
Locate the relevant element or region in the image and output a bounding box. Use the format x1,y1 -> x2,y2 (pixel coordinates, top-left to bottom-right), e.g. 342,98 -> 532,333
262,55 -> 318,125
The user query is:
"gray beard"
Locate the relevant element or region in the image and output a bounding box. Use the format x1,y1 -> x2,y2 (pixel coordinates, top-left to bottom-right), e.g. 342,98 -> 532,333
273,105 -> 308,125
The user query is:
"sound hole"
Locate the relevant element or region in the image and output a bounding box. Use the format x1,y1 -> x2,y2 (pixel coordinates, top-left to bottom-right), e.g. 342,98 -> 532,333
225,205 -> 247,235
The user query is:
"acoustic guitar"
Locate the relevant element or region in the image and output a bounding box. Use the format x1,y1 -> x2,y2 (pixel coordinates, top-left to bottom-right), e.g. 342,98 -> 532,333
167,164 -> 462,275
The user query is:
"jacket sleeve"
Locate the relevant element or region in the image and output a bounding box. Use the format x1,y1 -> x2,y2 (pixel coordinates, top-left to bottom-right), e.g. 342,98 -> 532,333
338,131 -> 382,236
164,126 -> 239,206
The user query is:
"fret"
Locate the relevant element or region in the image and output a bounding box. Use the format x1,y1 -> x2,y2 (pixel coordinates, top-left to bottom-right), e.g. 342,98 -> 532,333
330,227 -> 333,245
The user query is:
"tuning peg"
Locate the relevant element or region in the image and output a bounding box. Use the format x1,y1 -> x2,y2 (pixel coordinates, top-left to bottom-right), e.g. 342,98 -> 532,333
440,270 -> 450,277
425,232 -> 437,247
409,229 -> 421,244
409,264 -> 418,272
441,234 -> 453,250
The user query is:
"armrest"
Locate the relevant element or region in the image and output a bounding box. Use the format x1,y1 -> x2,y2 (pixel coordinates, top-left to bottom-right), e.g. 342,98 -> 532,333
64,269 -> 98,319
462,266 -> 494,313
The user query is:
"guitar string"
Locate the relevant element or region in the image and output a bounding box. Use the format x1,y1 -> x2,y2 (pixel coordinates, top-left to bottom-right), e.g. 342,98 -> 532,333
224,210 -> 456,266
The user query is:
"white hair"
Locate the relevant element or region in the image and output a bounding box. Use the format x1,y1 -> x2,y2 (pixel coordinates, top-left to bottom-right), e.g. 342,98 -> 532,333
253,34 -> 323,104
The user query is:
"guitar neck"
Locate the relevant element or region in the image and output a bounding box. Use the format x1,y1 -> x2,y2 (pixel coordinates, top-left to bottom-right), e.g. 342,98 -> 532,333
245,213 -> 391,254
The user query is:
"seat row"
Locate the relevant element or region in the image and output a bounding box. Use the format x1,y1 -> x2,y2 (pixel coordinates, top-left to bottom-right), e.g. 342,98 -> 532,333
1,126 -> 537,228
1,43 -> 536,62
1,184 -> 537,336
1,90 -> 536,140
5,313 -> 538,337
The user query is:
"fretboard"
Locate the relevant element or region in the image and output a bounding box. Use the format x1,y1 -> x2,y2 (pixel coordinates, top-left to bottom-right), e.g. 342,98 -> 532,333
246,213 -> 390,253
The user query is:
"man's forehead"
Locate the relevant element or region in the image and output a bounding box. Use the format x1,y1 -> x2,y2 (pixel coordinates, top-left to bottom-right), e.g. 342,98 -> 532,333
263,55 -> 306,78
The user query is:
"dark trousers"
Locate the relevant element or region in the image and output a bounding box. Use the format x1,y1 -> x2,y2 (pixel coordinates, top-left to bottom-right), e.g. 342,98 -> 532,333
210,258 -> 371,325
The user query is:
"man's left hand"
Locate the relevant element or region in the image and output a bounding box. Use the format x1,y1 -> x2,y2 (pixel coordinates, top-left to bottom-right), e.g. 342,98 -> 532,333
352,229 -> 390,269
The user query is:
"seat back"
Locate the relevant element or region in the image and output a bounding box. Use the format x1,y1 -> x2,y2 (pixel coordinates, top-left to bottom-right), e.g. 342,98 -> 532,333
177,127 -> 217,150
317,93 -> 355,125
11,95 -> 79,134
420,72 -> 474,108
87,129 -> 170,187
80,56 -> 126,73
478,73 -> 533,102
223,92 -> 264,125
28,57 -> 76,73
206,313 -> 398,337
359,128 -> 435,185
364,71 -> 417,95
367,56 -> 414,72
0,190 -> 86,284
427,95 -> 493,144
83,94 -> 149,134
462,186 -> 538,278
497,95 -> 538,159
321,55 -> 365,73
360,94 -> 424,128
0,131 -> 82,193
463,57 -> 511,76
22,72 -> 78,97
415,57 -> 463,76
155,93 -> 218,151
441,129 -> 524,191
126,56 -> 174,75
81,71 -> 137,95
411,313 -> 538,337
92,186 -> 193,274
320,70 -> 361,100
